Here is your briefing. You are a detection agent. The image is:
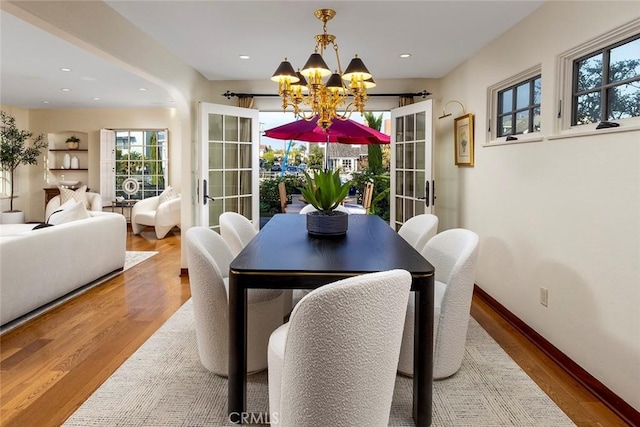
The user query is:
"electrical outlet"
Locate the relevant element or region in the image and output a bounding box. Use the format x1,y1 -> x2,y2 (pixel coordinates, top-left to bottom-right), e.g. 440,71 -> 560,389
540,287 -> 548,307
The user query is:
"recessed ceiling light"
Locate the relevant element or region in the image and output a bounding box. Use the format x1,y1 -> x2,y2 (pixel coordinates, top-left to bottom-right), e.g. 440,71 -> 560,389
139,87 -> 147,91
93,97 -> 100,101
42,101 -> 50,104
239,55 -> 251,60
61,88 -> 70,92
60,67 -> 72,72
399,53 -> 412,58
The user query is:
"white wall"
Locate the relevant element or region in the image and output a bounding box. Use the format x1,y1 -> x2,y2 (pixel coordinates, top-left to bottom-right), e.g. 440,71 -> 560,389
26,108 -> 181,222
435,1 -> 640,410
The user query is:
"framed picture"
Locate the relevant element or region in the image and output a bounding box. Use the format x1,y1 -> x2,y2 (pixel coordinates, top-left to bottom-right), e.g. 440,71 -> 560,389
454,113 -> 474,166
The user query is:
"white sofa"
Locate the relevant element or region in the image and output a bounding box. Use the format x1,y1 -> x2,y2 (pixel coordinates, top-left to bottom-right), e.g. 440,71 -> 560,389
0,211 -> 126,326
131,195 -> 181,239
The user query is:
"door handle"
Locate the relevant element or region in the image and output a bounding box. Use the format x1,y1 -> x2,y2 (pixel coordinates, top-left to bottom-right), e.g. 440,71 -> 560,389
203,179 -> 215,205
432,180 -> 436,206
425,181 -> 430,207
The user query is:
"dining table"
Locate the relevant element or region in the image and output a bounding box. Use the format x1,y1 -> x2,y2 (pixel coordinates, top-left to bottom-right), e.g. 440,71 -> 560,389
228,213 -> 435,426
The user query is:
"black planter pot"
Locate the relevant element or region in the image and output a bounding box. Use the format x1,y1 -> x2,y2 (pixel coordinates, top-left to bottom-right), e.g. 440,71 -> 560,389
306,210 -> 348,236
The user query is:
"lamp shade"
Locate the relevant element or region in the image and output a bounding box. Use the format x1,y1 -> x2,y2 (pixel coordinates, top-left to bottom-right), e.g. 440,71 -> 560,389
291,70 -> 308,90
326,72 -> 346,93
300,53 -> 331,78
342,55 -> 372,81
271,59 -> 300,83
362,77 -> 376,89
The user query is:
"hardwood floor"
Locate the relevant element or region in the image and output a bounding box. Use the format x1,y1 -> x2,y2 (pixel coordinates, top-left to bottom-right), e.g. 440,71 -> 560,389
0,229 -> 628,426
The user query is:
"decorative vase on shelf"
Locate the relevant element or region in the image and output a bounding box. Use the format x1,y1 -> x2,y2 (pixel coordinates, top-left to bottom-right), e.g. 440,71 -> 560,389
63,153 -> 71,169
70,156 -> 79,169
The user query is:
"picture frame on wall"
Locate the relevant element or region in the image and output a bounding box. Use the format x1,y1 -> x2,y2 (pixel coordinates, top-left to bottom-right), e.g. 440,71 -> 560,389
454,113 -> 474,166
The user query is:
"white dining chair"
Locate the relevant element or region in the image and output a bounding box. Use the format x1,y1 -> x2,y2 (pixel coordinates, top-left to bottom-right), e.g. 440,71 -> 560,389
185,227 -> 283,376
219,211 -> 257,257
268,269 -> 412,426
398,213 -> 439,253
397,228 -> 480,379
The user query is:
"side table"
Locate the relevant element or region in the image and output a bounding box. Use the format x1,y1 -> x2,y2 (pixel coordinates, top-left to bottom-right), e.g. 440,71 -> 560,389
109,200 -> 138,222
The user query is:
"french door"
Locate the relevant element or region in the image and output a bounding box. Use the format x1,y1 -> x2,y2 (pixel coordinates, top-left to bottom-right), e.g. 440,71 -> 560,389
390,100 -> 434,230
198,102 -> 259,232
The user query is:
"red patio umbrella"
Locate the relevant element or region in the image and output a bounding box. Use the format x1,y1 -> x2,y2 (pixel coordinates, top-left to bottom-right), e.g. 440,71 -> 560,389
264,115 -> 390,145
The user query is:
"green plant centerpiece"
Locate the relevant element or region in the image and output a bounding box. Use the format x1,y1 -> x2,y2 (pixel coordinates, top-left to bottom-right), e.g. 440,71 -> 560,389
300,168 -> 351,236
0,111 -> 47,214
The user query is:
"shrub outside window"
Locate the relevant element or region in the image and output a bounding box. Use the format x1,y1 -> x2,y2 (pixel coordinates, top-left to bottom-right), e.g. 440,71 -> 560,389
497,75 -> 541,137
572,35 -> 640,125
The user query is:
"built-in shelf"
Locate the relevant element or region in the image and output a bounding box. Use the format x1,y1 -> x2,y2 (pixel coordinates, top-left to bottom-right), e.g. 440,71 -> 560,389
49,149 -> 89,152
49,168 -> 89,171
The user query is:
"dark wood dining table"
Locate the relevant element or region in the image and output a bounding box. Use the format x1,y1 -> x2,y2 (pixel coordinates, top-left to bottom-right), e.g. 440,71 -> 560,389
228,213 -> 435,426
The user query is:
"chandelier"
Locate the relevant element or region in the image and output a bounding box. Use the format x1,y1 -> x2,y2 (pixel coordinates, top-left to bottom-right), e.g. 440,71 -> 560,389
271,8 -> 375,130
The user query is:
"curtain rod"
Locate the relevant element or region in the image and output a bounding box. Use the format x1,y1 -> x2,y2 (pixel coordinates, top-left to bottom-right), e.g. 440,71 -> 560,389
222,90 -> 431,99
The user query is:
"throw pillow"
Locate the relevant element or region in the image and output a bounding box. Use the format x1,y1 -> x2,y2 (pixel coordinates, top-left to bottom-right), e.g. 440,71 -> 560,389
47,200 -> 90,225
59,185 -> 89,209
158,185 -> 177,206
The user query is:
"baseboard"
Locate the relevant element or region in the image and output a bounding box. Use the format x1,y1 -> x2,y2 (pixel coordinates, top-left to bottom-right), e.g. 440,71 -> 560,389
180,268 -> 188,277
473,285 -> 640,426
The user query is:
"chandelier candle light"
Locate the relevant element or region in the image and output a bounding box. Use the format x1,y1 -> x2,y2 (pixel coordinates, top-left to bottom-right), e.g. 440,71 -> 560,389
271,8 -> 375,130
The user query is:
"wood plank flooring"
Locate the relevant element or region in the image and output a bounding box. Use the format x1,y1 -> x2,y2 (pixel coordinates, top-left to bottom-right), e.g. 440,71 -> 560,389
0,228 -> 628,426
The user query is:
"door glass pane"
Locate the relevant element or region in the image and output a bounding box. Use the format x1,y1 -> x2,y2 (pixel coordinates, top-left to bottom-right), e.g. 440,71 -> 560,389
208,198 -> 223,227
395,171 -> 403,195
395,144 -> 403,168
415,202 -> 425,215
209,114 -> 223,141
416,172 -> 425,198
395,117 -> 404,142
405,143 -> 415,169
416,112 -> 426,141
404,198 -> 414,219
225,143 -> 239,168
396,198 -> 403,223
209,142 -> 223,169
239,170 -> 252,195
226,197 -> 239,213
209,171 -> 223,198
225,171 -> 238,196
405,171 -> 414,197
240,196 -> 252,220
405,115 -> 415,141
239,144 -> 251,168
225,116 -> 238,142
239,117 -> 252,142
416,141 -> 425,169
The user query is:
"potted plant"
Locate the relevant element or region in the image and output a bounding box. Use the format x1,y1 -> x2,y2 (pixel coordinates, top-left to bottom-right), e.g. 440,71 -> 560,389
299,168 -> 351,236
0,111 -> 47,223
65,135 -> 80,150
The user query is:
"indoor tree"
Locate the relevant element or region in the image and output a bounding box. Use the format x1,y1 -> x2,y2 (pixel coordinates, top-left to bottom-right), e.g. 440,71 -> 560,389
0,111 -> 47,212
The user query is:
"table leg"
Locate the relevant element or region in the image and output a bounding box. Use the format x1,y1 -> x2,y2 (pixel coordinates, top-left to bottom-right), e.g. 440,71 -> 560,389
413,282 -> 434,426
228,273 -> 247,423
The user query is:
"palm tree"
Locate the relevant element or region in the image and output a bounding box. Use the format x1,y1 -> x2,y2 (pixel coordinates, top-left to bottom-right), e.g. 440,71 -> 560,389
363,112 -> 384,174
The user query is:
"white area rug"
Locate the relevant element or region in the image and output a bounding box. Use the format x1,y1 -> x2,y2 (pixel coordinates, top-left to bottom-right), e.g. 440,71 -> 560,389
65,299 -> 574,426
0,251 -> 158,334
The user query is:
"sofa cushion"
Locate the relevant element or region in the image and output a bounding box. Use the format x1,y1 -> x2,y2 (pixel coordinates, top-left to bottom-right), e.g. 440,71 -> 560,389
59,185 -> 89,208
48,200 -> 90,225
158,185 -> 177,205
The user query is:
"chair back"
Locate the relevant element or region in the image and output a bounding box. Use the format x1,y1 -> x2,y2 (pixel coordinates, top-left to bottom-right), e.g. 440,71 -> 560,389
398,213 -> 439,253
278,181 -> 287,213
278,269 -> 412,426
362,182 -> 374,214
219,212 -> 257,256
185,227 -> 232,374
422,228 -> 479,377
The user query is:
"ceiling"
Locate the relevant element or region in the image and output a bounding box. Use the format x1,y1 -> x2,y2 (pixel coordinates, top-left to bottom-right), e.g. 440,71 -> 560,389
1,1 -> 545,110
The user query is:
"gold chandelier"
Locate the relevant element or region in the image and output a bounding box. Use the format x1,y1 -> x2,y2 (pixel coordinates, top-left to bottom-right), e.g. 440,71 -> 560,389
271,8 -> 375,130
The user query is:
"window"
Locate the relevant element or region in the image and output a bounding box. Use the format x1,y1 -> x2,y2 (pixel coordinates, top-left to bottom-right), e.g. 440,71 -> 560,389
572,35 -> 640,125
114,130 -> 168,200
497,75 -> 542,137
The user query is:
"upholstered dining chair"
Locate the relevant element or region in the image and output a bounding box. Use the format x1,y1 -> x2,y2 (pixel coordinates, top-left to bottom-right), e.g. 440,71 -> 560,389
219,212 -> 257,257
397,228 -> 479,379
185,227 -> 283,376
268,269 -> 412,426
398,213 -> 439,253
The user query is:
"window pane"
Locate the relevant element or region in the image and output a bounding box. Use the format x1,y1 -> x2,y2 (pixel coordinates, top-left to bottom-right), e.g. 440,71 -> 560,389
405,171 -> 414,196
575,92 -> 601,124
516,83 -> 529,109
609,37 -> 640,83
225,143 -> 239,168
209,142 -> 223,169
576,53 -> 603,91
225,116 -> 238,142
415,141 -> 425,170
395,171 -> 403,195
209,170 -> 223,197
405,115 -> 415,141
533,107 -> 541,132
225,171 -> 238,196
395,117 -> 404,142
533,77 -> 542,104
415,172 -> 425,199
209,114 -> 223,141
608,83 -> 640,120
239,117 -> 252,142
405,143 -> 414,169
515,110 -> 529,134
239,144 -> 251,168
208,198 -> 223,227
500,89 -> 513,113
498,115 -> 512,136
395,198 -> 403,223
395,144 -> 403,168
416,112 -> 426,140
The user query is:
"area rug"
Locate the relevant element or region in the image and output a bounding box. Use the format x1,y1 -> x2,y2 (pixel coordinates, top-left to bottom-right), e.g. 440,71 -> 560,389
64,299 -> 574,426
0,251 -> 158,334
